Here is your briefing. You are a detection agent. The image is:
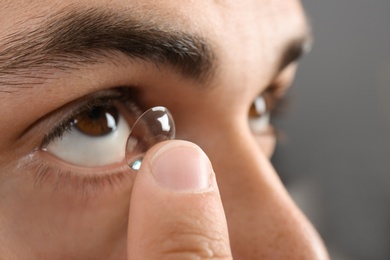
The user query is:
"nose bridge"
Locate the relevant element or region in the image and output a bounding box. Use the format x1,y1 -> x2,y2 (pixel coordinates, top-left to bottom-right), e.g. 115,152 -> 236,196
203,123 -> 293,213
187,118 -> 327,259
189,113 -> 286,195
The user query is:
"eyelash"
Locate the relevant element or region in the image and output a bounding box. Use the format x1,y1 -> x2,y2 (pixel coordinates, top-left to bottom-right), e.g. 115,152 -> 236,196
40,88 -> 141,149
30,159 -> 133,194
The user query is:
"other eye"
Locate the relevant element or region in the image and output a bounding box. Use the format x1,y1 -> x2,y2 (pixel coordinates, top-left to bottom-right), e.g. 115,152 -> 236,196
41,94 -> 140,168
248,93 -> 272,134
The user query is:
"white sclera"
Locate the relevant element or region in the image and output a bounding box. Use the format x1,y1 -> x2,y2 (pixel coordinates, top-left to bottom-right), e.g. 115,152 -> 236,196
46,113 -> 131,167
125,106 -> 175,171
45,106 -> 175,170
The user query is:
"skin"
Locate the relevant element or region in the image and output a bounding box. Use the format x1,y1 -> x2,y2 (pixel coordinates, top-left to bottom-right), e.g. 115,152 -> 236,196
0,0 -> 328,259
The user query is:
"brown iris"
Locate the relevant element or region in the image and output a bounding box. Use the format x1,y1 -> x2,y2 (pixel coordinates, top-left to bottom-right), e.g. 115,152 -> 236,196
249,102 -> 262,118
73,105 -> 119,137
248,91 -> 277,118
249,95 -> 266,118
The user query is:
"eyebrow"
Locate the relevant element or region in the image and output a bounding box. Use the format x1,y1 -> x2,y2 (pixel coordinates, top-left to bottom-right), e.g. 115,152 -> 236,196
278,29 -> 313,73
0,7 -> 216,91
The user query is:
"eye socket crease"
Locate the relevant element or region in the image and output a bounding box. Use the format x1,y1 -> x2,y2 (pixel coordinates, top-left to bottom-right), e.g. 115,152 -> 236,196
0,7 -> 217,91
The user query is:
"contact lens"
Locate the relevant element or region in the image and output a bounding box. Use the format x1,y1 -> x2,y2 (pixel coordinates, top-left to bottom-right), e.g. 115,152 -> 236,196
125,106 -> 175,171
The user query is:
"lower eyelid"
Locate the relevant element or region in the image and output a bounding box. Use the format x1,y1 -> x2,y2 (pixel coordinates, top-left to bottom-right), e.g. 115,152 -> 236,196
23,151 -> 135,196
252,125 -> 277,158
249,113 -> 270,134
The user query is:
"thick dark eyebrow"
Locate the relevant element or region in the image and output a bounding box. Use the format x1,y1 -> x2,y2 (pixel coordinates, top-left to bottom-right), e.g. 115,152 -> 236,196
0,7 -> 216,91
278,29 -> 313,72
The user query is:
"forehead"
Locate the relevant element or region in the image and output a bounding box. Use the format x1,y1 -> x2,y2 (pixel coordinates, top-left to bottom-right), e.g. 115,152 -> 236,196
0,0 -> 308,93
1,0 -> 306,35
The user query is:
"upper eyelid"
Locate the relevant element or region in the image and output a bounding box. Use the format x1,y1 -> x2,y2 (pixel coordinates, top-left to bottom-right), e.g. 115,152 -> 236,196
40,88 -> 142,148
264,62 -> 299,101
20,87 -> 137,149
40,96 -> 117,148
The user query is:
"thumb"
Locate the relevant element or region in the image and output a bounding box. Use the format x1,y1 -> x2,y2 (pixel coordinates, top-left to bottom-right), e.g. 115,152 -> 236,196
127,140 -> 232,260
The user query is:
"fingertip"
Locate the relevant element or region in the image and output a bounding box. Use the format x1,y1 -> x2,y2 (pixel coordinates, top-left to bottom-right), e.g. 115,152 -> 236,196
141,140 -> 214,192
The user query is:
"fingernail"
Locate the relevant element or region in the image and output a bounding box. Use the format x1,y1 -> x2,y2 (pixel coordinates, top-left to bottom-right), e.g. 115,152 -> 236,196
150,142 -> 211,191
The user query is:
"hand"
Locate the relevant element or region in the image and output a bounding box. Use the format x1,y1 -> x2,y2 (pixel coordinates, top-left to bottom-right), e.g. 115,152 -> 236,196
127,140 -> 233,259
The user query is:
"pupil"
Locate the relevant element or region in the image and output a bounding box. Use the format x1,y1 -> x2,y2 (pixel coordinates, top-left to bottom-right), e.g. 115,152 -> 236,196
74,105 -> 119,137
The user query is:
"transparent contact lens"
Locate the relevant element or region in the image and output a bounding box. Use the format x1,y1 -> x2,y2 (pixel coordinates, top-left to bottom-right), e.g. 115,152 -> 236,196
125,106 -> 175,171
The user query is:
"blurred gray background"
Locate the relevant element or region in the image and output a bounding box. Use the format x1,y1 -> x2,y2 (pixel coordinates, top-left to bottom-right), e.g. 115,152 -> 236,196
272,1 -> 390,259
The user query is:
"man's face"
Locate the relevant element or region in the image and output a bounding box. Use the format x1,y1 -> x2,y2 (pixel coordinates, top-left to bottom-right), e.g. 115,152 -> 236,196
0,0 -> 326,259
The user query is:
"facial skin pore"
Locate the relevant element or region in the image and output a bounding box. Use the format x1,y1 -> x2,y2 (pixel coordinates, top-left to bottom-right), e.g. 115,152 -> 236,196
0,0 -> 327,259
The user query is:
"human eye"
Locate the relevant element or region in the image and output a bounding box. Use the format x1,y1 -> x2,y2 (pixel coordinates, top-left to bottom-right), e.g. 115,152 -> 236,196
40,88 -> 140,169
248,89 -> 282,135
248,87 -> 288,156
